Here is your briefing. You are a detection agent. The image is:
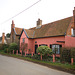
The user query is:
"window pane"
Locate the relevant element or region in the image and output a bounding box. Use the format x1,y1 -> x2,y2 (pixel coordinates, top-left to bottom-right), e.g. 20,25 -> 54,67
23,38 -> 25,43
52,45 -> 60,54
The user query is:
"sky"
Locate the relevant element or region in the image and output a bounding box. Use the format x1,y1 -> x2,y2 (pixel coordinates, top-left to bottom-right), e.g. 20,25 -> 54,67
0,0 -> 75,36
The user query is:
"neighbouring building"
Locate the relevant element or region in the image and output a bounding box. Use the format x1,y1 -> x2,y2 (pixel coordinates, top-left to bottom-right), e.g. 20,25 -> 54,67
10,20 -> 22,45
19,8 -> 75,57
0,33 -> 7,44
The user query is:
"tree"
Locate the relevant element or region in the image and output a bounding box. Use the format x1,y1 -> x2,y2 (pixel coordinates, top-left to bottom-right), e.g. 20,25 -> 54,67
36,46 -> 53,60
6,33 -> 10,38
20,43 -> 28,55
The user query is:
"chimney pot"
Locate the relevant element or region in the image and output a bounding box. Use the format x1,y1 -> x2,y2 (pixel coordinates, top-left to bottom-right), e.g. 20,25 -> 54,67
36,18 -> 42,28
11,20 -> 15,29
74,7 -> 75,10
73,7 -> 75,29
12,20 -> 14,24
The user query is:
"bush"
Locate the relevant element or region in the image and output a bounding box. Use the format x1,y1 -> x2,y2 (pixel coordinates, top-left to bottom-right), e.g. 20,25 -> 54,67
36,46 -> 53,56
60,47 -> 75,63
71,47 -> 75,62
0,44 -> 9,50
8,43 -> 19,54
36,46 -> 53,60
32,54 -> 40,60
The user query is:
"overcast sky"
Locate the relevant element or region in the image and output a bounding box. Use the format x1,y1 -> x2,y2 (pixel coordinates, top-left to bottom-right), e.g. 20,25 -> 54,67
0,0 -> 75,36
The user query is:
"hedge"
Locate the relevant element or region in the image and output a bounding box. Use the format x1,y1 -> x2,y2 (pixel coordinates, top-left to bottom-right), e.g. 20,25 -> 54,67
60,47 -> 75,63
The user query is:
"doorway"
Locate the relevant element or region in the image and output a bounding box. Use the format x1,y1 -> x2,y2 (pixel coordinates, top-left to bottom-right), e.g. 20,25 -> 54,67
35,45 -> 38,54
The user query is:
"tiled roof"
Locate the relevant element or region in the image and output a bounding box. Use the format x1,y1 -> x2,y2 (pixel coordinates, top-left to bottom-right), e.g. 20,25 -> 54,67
15,27 -> 23,35
25,29 -> 34,38
27,16 -> 72,38
17,16 -> 72,38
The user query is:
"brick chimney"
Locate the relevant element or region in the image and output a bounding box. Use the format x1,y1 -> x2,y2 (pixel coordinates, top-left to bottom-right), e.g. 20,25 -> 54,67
11,20 -> 15,29
73,7 -> 75,29
11,20 -> 15,42
2,33 -> 5,44
36,18 -> 42,28
71,7 -> 75,36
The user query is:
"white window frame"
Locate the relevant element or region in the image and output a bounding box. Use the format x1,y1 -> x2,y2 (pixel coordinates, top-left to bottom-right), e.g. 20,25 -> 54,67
52,45 -> 60,54
71,28 -> 74,36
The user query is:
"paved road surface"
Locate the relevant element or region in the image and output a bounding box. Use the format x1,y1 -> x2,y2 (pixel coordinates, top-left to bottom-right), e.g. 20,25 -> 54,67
0,55 -> 73,75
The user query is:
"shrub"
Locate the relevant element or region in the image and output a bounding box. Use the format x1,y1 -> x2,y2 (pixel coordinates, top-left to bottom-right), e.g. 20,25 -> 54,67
0,44 -> 9,50
71,47 -> 75,62
60,47 -> 71,63
36,46 -> 53,56
4,48 -> 9,53
36,46 -> 53,60
8,43 -> 19,54
61,47 -> 75,63
32,54 -> 40,60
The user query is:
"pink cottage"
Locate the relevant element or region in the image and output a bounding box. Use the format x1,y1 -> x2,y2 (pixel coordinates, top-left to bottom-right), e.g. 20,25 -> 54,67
20,8 -> 75,56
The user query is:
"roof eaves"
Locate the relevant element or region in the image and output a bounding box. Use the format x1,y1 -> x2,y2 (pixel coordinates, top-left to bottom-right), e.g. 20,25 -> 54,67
24,29 -> 29,38
29,35 -> 65,39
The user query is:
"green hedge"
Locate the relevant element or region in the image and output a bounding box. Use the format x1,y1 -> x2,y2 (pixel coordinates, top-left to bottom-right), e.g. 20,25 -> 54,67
0,44 -> 9,50
71,47 -> 75,62
60,47 -> 75,63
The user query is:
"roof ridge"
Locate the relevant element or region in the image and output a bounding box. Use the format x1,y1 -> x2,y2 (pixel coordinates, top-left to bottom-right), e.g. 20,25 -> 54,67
42,16 -> 73,26
29,16 -> 72,30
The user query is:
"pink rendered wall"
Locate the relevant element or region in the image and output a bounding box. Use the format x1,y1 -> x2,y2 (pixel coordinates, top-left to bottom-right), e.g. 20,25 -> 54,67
20,31 -> 28,46
20,31 -> 33,53
20,31 -> 28,52
28,39 -> 34,53
65,36 -> 75,47
33,36 -> 65,53
20,31 -> 66,54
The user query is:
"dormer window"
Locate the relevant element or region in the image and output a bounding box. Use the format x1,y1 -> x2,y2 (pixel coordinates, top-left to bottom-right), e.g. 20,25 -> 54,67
71,28 -> 75,36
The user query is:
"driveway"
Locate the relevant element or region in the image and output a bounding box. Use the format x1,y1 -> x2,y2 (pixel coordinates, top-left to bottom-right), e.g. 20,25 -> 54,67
0,55 -> 73,75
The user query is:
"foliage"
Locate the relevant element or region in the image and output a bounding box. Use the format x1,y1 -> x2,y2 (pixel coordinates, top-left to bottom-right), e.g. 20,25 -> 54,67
0,44 -> 9,50
36,46 -> 53,56
60,47 -> 71,63
8,43 -> 18,53
60,47 -> 75,63
71,47 -> 75,62
32,54 -> 40,60
20,43 -> 28,52
6,33 -> 10,38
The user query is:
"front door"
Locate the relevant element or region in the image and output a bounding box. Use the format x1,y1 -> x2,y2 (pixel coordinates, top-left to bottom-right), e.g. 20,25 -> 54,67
35,45 -> 38,54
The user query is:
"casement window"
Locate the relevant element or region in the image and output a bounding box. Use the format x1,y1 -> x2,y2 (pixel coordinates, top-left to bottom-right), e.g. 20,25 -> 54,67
50,44 -> 62,54
23,38 -> 25,43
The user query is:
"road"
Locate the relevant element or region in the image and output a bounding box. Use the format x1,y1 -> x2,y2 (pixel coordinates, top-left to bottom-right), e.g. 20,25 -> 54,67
0,55 -> 73,75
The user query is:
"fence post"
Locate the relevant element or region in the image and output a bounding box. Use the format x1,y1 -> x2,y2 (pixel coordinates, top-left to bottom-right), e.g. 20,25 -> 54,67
41,55 -> 42,60
31,52 -> 33,56
71,58 -> 73,65
25,52 -> 26,56
20,50 -> 22,56
13,50 -> 14,54
16,50 -> 18,55
53,54 -> 55,62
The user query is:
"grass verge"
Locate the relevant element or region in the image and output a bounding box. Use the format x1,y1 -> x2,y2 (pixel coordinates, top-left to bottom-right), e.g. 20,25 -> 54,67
0,51 -> 75,74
